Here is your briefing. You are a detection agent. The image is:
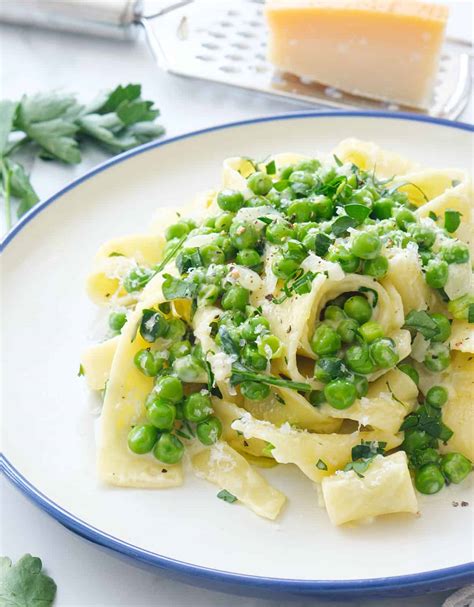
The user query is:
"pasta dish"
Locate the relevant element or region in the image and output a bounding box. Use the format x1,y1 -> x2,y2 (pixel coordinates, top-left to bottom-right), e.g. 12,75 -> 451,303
81,139 -> 473,525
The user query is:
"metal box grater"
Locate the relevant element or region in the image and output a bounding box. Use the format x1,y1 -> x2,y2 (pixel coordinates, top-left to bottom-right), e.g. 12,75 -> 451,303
141,0 -> 472,120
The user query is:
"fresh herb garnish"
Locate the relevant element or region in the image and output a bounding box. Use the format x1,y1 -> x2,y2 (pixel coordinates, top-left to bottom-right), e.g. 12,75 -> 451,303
77,364 -> 85,377
0,554 -> 57,607
403,310 -> 440,339
344,440 -> 386,477
333,154 -> 343,167
108,251 -> 124,257
444,209 -> 462,234
344,203 -> 371,224
262,442 -> 275,456
331,215 -> 358,236
273,270 -> 315,304
256,216 -> 273,225
265,160 -> 276,175
314,232 -> 332,256
153,235 -> 187,274
468,304 -> 474,324
358,286 -> 378,307
230,364 -> 311,392
0,85 -> 164,228
161,273 -> 198,300
428,211 -> 438,221
217,489 -> 237,503
316,459 -> 328,470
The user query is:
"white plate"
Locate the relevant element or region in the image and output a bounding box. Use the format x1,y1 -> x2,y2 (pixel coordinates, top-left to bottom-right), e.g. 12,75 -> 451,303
2,112 -> 473,599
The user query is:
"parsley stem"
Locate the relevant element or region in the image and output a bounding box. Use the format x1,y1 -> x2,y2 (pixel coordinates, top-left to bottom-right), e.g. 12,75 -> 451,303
231,365 -> 311,392
5,135 -> 29,156
1,158 -> 12,230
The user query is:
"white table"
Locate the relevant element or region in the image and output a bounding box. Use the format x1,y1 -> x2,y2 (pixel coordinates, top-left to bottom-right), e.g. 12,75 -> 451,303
1,1 -> 472,605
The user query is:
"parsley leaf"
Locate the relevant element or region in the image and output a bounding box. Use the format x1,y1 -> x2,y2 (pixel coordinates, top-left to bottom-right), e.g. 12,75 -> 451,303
444,209 -> 462,234
344,203 -> 371,224
403,310 -> 440,339
0,100 -> 18,155
0,554 -> 57,607
331,215 -> 358,236
265,160 -> 276,175
217,489 -> 237,503
6,158 -> 39,217
78,364 -> 85,377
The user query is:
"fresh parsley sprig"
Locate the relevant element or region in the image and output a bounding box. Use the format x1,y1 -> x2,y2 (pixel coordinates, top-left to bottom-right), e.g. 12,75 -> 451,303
0,554 -> 57,607
0,84 -> 165,229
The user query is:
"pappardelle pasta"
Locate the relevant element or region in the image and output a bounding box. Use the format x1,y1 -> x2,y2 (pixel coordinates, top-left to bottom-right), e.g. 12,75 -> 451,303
82,139 -> 474,525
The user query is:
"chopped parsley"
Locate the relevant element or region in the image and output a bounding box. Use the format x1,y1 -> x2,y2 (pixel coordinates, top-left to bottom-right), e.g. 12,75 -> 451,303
217,489 -> 237,503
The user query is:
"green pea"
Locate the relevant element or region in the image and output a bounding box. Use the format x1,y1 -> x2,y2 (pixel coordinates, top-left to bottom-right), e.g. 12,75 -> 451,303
165,221 -> 191,241
214,212 -> 234,233
183,392 -> 213,423
203,216 -> 216,229
358,321 -> 384,343
372,198 -> 394,220
241,316 -> 270,340
424,258 -> 449,289
406,224 -> 436,249
310,324 -> 341,356
337,319 -> 359,344
417,448 -> 441,467
426,385 -> 448,408
362,255 -> 389,278
127,424 -> 158,454
139,309 -> 169,343
221,286 -> 250,312
247,171 -> 273,196
154,376 -> 183,404
314,357 -> 344,383
241,344 -> 268,371
240,381 -> 271,400
166,318 -> 187,341
196,416 -> 223,445
350,187 -> 373,205
134,348 -> 164,377
345,343 -> 375,374
419,250 -> 434,267
173,355 -> 206,383
430,313 -> 451,343
323,305 -> 346,323
294,159 -> 320,172
214,235 -> 236,261
258,334 -> 284,359
229,220 -> 259,250
424,343 -> 451,372
324,379 -> 357,410
440,453 -> 472,484
343,295 -> 372,324
236,248 -> 262,270
403,429 -> 433,453
415,464 -> 445,494
272,256 -> 300,279
123,267 -> 154,293
308,390 -> 326,406
312,195 -> 334,220
289,170 -> 316,196
246,195 -> 267,208
283,239 -> 307,263
353,375 -> 369,397
440,241 -> 470,265
217,189 -> 245,212
295,222 -> 318,241
265,220 -> 295,244
287,200 -> 314,223
369,337 -> 399,368
280,165 -> 294,179
332,247 -> 360,273
398,363 -> 419,386
147,398 -> 176,431
169,340 -> 192,362
109,311 -> 127,332
153,432 -> 184,464
197,283 -> 221,307
200,244 -> 225,266
396,208 -> 417,230
351,232 -> 382,260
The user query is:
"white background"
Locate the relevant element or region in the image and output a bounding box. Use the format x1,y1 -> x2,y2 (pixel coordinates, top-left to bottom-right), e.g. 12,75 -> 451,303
1,0 -> 472,605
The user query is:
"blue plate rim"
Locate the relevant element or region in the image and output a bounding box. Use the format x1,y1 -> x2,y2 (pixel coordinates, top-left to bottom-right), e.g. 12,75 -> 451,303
2,110 -> 474,596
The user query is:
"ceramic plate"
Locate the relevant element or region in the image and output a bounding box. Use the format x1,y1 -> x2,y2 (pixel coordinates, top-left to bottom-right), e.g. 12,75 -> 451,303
2,112 -> 473,599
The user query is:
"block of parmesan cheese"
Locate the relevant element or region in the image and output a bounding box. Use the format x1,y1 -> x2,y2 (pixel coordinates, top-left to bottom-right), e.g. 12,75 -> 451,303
265,0 -> 449,109
321,452 -> 419,525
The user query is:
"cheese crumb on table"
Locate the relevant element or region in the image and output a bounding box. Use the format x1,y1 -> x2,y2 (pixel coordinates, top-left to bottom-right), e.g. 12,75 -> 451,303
265,0 -> 449,109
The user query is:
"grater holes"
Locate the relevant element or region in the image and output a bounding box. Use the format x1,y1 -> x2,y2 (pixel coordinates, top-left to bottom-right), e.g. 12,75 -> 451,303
202,42 -> 220,50
247,21 -> 261,27
208,31 -> 225,39
236,31 -> 255,39
255,53 -> 266,61
220,21 -> 232,28
225,54 -> 244,62
231,42 -> 249,50
219,65 -> 241,73
252,64 -> 269,73
196,55 -> 215,62
227,10 -> 239,17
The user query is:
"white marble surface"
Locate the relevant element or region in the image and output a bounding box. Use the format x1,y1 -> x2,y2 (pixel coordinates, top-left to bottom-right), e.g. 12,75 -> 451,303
1,1 -> 472,605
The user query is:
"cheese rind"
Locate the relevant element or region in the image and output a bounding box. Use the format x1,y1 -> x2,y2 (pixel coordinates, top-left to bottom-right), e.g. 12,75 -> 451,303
322,452 -> 419,525
265,0 -> 448,109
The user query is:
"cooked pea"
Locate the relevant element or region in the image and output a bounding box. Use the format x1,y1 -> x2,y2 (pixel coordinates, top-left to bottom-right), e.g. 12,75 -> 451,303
183,392 -> 213,423
312,195 -> 334,220
314,357 -> 344,383
241,316 -> 270,340
154,376 -> 183,404
309,390 -> 326,406
417,448 -> 441,467
426,385 -> 448,408
229,220 -> 259,250
241,344 -> 268,371
343,295 -> 372,324
440,453 -> 472,484
217,189 -> 245,212
197,283 -> 221,307
407,224 -> 436,249
324,379 -> 357,410
284,239 -> 307,262
169,340 -> 192,362
196,416 -> 223,445
147,398 -> 176,431
358,321 -> 384,343
165,221 -> 191,241
215,212 -> 234,232
323,305 -> 346,323
354,375 -> 369,397
403,429 -> 433,453
134,348 -> 164,377
440,241 -> 470,265
139,309 -> 169,342
200,244 -> 225,266
272,256 -> 300,279
415,464 -> 445,494
369,337 -> 399,368
240,381 -> 270,400
372,198 -> 394,220
362,255 -> 389,278
398,363 -> 419,386
265,220 -> 295,244
153,432 -> 184,464
345,343 -> 375,374
247,171 -> 273,196
236,248 -> 262,270
166,318 -> 187,341
425,258 -> 449,289
173,355 -> 206,383
423,343 -> 451,372
123,267 -> 154,293
287,200 -> 314,223
430,313 -> 451,343
395,208 -> 416,230
257,335 -> 284,359
288,170 -> 316,195
109,311 -> 127,332
127,424 -> 158,454
332,247 -> 360,273
310,324 -> 341,356
221,286 -> 250,312
337,318 -> 359,344
351,232 -> 382,260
